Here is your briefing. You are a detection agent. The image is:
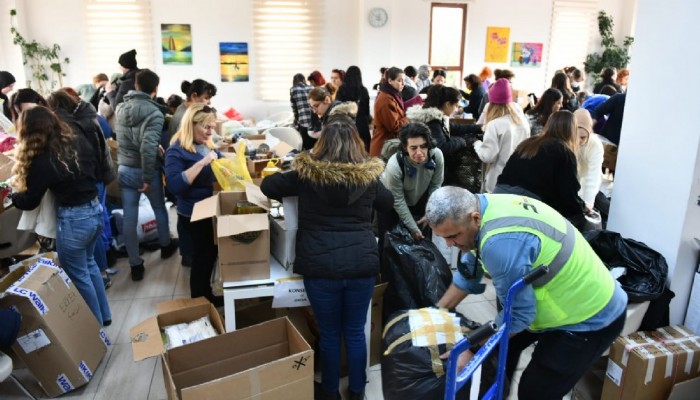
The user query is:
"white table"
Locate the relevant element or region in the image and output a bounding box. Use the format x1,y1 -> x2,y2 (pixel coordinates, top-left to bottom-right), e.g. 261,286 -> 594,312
222,257 -> 372,369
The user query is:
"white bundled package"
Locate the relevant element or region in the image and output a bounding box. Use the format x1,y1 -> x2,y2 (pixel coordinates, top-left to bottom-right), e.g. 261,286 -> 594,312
162,315 -> 218,350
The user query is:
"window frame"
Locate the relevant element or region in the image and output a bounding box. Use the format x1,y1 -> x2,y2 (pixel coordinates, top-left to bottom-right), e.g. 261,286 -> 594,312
428,2 -> 468,85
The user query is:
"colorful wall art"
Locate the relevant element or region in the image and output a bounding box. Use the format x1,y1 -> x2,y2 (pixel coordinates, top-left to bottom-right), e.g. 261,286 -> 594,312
485,27 -> 510,63
511,42 -> 543,67
219,42 -> 249,82
161,24 -> 192,65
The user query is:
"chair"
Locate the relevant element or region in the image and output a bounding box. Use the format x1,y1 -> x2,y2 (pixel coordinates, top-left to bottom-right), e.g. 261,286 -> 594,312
264,127 -> 303,151
266,111 -> 295,128
0,351 -> 37,399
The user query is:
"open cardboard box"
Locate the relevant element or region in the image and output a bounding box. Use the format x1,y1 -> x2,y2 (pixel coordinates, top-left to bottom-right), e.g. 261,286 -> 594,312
0,252 -> 108,397
191,182 -> 271,282
130,297 -> 225,362
162,317 -> 313,400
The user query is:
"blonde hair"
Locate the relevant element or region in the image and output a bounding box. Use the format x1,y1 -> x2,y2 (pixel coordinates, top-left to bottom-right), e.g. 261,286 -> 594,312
170,103 -> 217,152
484,103 -> 521,126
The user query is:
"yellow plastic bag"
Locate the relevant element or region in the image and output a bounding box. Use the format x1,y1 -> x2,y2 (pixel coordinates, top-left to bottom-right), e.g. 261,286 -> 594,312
211,142 -> 253,190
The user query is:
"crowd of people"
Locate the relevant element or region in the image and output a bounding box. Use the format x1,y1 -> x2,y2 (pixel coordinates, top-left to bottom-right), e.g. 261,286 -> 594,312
0,51 -> 631,400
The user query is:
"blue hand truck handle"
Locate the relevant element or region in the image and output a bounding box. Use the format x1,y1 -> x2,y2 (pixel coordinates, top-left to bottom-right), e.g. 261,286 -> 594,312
444,265 -> 549,400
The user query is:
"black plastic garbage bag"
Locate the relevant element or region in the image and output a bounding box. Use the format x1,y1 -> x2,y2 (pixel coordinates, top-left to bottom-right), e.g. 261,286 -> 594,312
382,223 -> 453,321
381,308 -> 493,400
584,230 -> 668,303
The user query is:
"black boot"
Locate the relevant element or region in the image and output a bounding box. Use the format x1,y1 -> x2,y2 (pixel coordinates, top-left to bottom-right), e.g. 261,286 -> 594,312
131,263 -> 145,281
314,382 -> 340,400
349,390 -> 365,400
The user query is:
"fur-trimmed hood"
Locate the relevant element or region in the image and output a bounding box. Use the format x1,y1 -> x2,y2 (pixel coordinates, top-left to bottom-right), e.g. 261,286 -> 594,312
293,151 -> 385,205
328,101 -> 358,118
406,106 -> 447,124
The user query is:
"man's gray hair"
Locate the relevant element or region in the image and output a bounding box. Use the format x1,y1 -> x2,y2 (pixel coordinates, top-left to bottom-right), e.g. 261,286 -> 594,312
426,186 -> 479,227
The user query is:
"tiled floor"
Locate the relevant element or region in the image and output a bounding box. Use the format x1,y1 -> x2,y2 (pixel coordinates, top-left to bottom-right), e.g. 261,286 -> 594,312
0,213 -> 523,400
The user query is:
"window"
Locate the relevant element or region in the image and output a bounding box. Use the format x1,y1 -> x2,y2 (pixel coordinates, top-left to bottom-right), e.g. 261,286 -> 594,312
253,0 -> 322,101
545,0 -> 597,86
429,3 -> 467,87
84,0 -> 154,76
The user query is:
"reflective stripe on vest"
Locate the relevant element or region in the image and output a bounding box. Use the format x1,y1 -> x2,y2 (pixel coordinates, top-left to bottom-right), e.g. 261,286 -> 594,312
480,216 -> 576,287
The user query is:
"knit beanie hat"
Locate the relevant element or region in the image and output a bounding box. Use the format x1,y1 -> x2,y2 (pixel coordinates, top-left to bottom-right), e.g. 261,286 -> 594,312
0,71 -> 16,90
488,78 -> 512,105
574,109 -> 593,136
118,49 -> 138,69
418,65 -> 430,80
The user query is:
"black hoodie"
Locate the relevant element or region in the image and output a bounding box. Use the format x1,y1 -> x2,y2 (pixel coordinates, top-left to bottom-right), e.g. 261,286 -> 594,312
261,152 -> 393,278
54,101 -> 115,184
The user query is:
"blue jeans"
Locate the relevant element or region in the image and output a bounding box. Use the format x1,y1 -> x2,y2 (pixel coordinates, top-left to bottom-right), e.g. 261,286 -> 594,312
93,182 -> 109,272
304,276 -> 375,393
118,165 -> 171,267
57,199 -> 112,325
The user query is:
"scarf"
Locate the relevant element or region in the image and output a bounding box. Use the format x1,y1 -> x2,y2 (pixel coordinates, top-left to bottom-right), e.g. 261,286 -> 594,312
380,83 -> 405,111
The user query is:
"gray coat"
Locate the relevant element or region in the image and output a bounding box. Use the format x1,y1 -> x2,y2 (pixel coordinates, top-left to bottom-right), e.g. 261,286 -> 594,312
114,90 -> 165,184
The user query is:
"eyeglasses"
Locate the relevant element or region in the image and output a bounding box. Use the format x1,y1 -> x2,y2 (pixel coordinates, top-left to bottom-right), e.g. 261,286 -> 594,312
199,123 -> 217,131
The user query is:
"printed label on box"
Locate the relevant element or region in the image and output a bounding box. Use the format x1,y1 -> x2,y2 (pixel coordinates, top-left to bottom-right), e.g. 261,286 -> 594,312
8,285 -> 49,314
57,373 -> 74,393
78,360 -> 93,381
606,358 -> 623,386
272,277 -> 309,308
17,329 -> 51,354
99,328 -> 112,347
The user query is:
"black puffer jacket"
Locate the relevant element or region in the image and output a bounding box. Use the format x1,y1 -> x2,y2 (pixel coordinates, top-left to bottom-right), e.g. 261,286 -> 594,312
261,152 -> 393,279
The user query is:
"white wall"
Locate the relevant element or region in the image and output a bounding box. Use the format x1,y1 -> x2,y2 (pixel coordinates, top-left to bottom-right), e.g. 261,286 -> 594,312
608,0 -> 700,324
1,0 -> 633,120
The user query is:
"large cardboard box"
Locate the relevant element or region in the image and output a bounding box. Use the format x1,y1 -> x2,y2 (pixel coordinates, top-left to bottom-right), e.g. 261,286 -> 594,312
369,283 -> 388,366
130,297 -> 225,361
602,325 -> 700,400
0,253 -> 108,397
161,317 -> 313,400
191,183 -> 271,283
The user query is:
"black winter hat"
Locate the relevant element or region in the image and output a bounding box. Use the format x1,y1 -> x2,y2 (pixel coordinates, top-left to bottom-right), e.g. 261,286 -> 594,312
118,49 -> 138,69
0,71 -> 16,90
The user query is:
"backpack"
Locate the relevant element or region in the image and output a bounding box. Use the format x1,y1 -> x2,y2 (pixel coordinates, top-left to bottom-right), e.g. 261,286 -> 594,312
382,139 -> 436,180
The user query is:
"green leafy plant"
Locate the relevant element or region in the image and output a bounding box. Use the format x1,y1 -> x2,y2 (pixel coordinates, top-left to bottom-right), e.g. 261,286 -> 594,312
584,10 -> 634,76
9,9 -> 70,95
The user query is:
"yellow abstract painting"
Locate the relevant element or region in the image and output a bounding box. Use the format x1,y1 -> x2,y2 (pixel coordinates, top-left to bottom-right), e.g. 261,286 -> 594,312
485,27 -> 510,63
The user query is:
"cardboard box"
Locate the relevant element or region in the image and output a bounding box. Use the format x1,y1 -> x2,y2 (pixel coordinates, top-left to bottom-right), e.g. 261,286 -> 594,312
269,210 -> 296,271
130,297 -> 225,362
161,317 -> 313,400
369,283 -> 388,366
0,253 -> 108,397
191,183 -> 271,282
602,325 -> 700,400
269,197 -> 298,271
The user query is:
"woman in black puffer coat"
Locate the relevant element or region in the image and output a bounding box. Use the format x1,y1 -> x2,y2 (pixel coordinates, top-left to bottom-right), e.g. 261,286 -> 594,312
261,115 -> 392,400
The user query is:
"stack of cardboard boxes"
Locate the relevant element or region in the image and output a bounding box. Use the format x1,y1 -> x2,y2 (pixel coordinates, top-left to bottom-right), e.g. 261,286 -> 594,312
602,325 -> 700,400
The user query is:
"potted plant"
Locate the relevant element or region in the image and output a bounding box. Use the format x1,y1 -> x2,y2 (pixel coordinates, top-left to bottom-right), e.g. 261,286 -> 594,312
584,10 -> 634,79
9,9 -> 70,95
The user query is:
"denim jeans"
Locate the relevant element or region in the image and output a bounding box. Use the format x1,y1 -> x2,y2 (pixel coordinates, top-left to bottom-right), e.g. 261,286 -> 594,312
118,165 -> 171,267
93,183 -> 109,272
57,199 -> 112,325
304,276 -> 375,393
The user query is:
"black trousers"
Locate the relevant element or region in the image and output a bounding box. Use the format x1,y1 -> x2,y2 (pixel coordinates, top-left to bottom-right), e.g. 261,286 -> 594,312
180,214 -> 222,307
505,310 -> 626,400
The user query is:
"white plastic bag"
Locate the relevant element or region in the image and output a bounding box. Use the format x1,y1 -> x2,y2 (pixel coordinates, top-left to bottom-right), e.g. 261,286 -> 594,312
111,194 -> 158,248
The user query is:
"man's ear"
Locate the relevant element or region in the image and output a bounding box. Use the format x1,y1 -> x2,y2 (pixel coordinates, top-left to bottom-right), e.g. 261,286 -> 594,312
471,211 -> 482,226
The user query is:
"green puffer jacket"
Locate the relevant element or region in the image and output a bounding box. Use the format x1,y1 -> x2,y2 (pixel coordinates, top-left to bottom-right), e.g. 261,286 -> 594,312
114,91 -> 165,184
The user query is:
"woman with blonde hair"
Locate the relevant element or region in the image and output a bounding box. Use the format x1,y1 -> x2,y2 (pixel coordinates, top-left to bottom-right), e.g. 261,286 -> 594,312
494,110 -> 586,229
261,115 -> 393,400
473,78 -> 530,192
164,103 -> 224,306
11,106 -> 112,326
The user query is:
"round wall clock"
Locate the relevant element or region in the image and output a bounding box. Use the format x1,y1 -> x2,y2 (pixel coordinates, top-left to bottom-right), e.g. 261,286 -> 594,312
368,7 -> 388,28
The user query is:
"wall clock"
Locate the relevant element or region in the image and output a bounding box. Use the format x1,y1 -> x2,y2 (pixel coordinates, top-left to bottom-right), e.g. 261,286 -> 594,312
368,7 -> 388,28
